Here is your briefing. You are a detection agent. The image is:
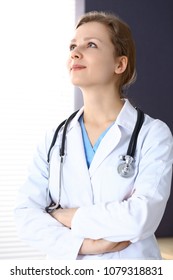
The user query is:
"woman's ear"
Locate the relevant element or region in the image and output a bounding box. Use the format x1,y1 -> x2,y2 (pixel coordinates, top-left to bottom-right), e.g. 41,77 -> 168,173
114,56 -> 128,74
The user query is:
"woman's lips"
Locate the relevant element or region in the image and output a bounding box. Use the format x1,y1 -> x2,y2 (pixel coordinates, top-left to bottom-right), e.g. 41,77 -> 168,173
71,64 -> 86,71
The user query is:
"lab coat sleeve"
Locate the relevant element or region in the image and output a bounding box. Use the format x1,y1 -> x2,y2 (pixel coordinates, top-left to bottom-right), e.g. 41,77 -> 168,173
14,130 -> 83,259
71,120 -> 173,243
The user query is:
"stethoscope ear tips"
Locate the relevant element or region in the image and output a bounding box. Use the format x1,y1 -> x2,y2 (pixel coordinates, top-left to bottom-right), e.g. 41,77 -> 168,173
117,155 -> 135,178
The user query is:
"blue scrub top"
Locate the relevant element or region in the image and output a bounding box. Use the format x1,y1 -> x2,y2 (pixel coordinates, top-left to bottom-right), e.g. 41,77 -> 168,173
79,115 -> 114,168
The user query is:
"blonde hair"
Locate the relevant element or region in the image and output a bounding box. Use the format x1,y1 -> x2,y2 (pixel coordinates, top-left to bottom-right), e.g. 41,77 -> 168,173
76,11 -> 136,95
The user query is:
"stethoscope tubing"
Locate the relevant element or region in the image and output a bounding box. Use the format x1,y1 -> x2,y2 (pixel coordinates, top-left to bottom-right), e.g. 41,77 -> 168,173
127,108 -> 144,158
45,107 -> 144,212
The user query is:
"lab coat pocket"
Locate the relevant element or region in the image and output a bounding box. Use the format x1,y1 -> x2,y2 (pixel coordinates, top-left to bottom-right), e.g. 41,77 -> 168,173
97,163 -> 135,203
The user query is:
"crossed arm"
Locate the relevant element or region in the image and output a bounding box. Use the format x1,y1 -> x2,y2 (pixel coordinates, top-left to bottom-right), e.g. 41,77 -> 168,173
50,207 -> 130,255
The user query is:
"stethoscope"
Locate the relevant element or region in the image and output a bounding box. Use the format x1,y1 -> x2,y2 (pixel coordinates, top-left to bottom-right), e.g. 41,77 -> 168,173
45,108 -> 144,212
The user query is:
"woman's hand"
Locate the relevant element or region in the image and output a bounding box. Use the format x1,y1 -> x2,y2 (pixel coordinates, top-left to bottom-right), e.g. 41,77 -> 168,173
50,207 -> 77,228
79,238 -> 130,255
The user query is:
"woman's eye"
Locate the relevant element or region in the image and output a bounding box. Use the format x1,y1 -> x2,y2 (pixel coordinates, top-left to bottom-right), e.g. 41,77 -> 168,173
88,42 -> 97,48
69,44 -> 76,51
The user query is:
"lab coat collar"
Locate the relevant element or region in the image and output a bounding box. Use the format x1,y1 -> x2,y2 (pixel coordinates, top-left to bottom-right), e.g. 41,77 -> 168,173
116,99 -> 138,131
56,108 -> 84,138
67,107 -> 84,131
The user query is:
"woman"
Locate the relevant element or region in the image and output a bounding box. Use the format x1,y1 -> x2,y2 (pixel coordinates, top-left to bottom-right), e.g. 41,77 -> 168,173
15,11 -> 173,259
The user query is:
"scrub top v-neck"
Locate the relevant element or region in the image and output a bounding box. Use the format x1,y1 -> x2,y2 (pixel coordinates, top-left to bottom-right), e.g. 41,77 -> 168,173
79,115 -> 114,168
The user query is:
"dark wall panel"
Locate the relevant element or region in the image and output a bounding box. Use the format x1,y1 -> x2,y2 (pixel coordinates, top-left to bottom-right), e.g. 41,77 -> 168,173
85,0 -> 173,237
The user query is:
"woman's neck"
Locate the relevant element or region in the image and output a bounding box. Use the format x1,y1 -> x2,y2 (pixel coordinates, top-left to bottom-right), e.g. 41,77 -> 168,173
81,87 -> 124,126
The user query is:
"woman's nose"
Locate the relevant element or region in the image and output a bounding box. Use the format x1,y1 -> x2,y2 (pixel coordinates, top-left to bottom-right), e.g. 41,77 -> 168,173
71,47 -> 82,59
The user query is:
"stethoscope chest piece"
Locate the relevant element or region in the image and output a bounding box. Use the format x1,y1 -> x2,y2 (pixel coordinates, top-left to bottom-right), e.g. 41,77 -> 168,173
117,155 -> 135,178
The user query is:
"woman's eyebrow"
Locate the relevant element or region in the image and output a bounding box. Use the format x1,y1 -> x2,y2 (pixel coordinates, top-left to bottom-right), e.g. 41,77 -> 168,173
70,37 -> 102,43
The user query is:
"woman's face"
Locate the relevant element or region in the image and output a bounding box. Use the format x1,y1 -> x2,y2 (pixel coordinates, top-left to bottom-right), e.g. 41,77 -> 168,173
67,21 -> 118,89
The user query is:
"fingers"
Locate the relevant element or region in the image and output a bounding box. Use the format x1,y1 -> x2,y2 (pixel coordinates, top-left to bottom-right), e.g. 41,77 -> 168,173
111,241 -> 131,252
79,239 -> 131,255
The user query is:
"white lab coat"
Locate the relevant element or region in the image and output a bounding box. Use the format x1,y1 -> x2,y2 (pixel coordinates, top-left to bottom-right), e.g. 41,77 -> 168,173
14,99 -> 173,259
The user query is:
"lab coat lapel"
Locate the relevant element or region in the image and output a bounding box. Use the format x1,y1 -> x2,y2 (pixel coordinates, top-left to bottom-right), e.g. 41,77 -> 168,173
89,124 -> 121,177
65,121 -> 94,205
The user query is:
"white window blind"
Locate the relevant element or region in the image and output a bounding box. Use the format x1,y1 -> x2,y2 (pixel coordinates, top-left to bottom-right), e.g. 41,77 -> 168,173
0,0 -> 84,259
